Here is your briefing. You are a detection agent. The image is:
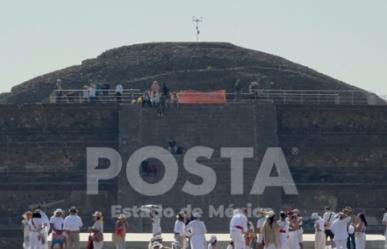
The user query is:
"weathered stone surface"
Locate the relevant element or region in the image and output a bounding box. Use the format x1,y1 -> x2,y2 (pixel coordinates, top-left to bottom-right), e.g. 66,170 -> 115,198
0,103 -> 386,238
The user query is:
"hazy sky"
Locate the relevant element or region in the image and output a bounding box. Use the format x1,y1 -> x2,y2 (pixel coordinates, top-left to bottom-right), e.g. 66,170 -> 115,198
1,0 -> 386,94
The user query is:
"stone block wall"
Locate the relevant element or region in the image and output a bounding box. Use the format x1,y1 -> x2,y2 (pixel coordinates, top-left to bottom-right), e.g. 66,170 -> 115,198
0,103 -> 386,247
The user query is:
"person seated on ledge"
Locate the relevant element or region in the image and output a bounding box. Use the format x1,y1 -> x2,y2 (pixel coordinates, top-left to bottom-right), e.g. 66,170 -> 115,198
168,137 -> 178,154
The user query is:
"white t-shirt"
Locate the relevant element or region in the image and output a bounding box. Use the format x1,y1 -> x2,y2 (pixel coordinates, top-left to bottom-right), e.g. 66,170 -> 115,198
88,87 -> 96,97
29,218 -> 43,232
63,215 -> 83,232
152,215 -> 162,235
230,213 -> 248,233
115,84 -> 124,94
50,216 -> 64,231
348,224 -> 355,234
93,220 -> 103,233
278,219 -> 289,233
37,210 -> 50,226
174,220 -> 185,236
185,220 -> 207,237
315,218 -> 325,232
331,216 -> 351,241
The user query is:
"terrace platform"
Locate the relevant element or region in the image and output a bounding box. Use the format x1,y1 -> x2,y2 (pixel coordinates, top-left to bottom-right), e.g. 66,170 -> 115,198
47,233 -> 386,249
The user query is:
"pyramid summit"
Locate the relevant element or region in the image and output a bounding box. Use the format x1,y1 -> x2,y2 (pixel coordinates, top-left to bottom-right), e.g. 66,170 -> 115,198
1,42 -> 376,104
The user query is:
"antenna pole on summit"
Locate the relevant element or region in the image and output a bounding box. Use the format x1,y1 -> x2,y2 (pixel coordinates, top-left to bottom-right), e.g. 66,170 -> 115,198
192,16 -> 203,42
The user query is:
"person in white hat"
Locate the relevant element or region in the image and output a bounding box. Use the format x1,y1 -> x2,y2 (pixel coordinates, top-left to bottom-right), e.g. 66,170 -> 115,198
208,235 -> 221,249
185,212 -> 207,249
261,211 -> 280,249
287,213 -> 300,249
229,209 -> 248,249
292,209 -> 303,249
311,213 -> 326,249
256,208 -> 268,249
88,211 -> 104,249
174,212 -> 186,249
114,214 -> 129,249
331,211 -> 351,249
22,211 -> 33,249
49,209 -> 65,249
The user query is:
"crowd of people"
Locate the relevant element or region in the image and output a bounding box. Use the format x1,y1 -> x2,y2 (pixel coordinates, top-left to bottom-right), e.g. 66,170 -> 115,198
136,81 -> 179,115
21,206 -> 109,249
215,207 -> 367,249
80,83 -> 124,103
53,79 -> 179,111
170,206 -> 385,249
20,205 -> 387,249
53,79 -> 125,103
54,77 -> 267,105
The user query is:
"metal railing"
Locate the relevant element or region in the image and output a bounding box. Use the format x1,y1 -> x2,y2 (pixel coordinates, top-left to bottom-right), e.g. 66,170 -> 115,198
51,89 -> 374,105
50,89 -> 142,103
230,89 -> 372,105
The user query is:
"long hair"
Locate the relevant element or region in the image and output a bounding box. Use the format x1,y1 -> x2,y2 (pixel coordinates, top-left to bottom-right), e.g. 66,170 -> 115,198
358,213 -> 367,226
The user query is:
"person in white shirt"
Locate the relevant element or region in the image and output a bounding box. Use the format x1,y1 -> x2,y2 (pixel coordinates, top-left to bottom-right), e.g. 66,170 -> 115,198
256,209 -> 268,249
88,84 -> 97,102
115,84 -> 124,102
151,210 -> 162,237
292,209 -> 303,249
49,209 -> 65,249
22,211 -> 32,249
230,209 -> 248,249
322,207 -> 335,249
29,211 -> 44,249
347,222 -> 355,249
278,211 -> 289,249
174,213 -> 186,249
354,213 -> 367,249
288,213 -> 300,249
89,211 -> 104,249
34,206 -> 50,249
311,213 -> 326,249
383,208 -> 387,249
82,85 -> 90,102
63,206 -> 83,249
331,212 -> 351,249
185,212 -> 207,249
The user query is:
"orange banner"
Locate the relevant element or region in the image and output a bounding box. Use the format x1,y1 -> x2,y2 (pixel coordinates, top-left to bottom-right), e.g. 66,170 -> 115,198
177,90 -> 226,104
